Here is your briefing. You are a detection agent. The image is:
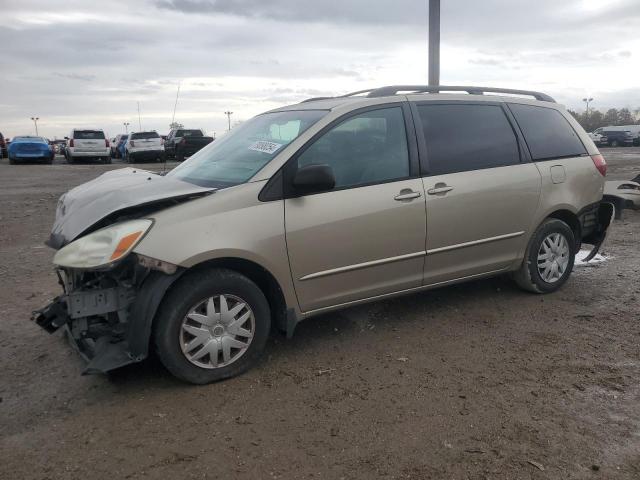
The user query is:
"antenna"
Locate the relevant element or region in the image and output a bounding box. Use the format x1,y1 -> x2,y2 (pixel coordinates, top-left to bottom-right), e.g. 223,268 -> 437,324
171,82 -> 181,128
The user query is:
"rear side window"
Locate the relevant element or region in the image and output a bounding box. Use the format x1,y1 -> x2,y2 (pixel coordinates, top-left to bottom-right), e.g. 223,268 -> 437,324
508,104 -> 586,160
131,132 -> 160,140
417,104 -> 520,175
74,130 -> 105,140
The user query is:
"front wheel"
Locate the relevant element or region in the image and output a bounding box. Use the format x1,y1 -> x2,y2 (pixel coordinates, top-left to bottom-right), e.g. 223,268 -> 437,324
513,218 -> 575,294
610,140 -> 619,147
153,269 -> 271,384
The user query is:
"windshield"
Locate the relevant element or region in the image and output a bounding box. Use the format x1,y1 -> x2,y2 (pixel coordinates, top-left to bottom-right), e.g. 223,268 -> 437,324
168,110 -> 327,188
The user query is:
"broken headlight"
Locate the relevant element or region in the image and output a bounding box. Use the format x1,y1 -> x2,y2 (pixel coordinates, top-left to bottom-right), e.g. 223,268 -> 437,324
53,219 -> 153,269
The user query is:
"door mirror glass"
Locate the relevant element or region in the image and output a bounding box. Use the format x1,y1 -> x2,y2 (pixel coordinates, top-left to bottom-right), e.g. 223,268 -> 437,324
292,164 -> 335,194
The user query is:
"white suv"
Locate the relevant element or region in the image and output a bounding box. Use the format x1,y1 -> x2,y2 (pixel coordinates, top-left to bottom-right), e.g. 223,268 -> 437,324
124,131 -> 164,163
66,129 -> 111,164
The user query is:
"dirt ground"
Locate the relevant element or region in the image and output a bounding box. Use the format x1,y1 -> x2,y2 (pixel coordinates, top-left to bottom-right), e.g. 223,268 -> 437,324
1,150 -> 639,479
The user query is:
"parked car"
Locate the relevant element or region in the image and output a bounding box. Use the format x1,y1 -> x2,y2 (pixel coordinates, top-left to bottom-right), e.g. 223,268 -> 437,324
122,131 -> 164,163
164,128 -> 214,161
595,125 -> 640,146
593,127 -> 634,147
66,129 -> 111,164
111,134 -> 128,158
604,179 -> 640,218
33,85 -> 612,384
587,131 -> 608,146
0,131 -> 7,159
8,136 -> 54,164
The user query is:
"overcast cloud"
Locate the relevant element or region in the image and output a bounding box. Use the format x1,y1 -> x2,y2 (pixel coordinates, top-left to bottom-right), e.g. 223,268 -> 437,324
1,0 -> 639,138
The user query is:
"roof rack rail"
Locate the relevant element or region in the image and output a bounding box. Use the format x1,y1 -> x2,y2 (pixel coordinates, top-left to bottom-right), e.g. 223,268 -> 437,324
367,85 -> 556,102
300,89 -> 377,103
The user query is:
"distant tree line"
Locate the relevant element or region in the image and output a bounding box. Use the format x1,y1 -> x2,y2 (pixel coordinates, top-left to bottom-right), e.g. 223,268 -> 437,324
567,107 -> 640,133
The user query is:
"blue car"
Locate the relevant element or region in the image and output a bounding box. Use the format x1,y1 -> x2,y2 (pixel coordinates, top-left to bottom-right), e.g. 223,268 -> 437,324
8,136 -> 54,164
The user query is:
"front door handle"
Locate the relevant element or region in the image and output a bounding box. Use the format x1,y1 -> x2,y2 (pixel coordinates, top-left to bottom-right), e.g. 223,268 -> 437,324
394,189 -> 422,201
427,183 -> 454,195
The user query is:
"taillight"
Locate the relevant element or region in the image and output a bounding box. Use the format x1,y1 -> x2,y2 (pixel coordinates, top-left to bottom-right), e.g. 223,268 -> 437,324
591,154 -> 607,177
130,140 -> 135,147
105,139 -> 110,147
69,139 -> 74,147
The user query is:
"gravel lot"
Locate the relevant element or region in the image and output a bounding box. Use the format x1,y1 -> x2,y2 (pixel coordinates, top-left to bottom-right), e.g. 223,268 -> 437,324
1,149 -> 639,479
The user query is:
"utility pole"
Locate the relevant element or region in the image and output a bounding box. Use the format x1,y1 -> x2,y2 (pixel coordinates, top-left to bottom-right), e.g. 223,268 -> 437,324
123,122 -> 130,134
224,111 -> 233,131
30,117 -> 40,136
582,97 -> 593,118
137,102 -> 142,131
428,0 -> 440,86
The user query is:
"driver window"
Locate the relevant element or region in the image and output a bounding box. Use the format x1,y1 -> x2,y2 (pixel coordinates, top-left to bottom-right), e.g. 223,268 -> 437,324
297,106 -> 410,189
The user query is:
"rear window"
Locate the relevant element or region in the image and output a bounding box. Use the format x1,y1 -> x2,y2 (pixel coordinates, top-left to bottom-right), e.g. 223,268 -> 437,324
176,130 -> 203,137
417,103 -> 520,175
131,132 -> 160,140
74,130 -> 105,140
508,104 -> 586,161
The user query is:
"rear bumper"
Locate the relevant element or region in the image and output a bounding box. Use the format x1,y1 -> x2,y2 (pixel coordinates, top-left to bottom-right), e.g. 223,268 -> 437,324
69,150 -> 110,158
129,150 -> 164,160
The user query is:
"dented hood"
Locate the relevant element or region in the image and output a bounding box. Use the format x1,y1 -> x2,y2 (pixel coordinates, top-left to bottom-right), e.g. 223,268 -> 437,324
48,168 -> 214,249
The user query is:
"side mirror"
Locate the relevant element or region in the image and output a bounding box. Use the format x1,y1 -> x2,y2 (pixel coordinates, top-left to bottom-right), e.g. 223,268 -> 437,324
292,164 -> 335,195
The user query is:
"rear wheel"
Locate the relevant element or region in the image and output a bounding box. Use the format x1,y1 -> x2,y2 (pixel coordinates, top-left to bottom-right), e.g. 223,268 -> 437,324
513,218 -> 575,294
611,139 -> 620,147
153,269 -> 271,384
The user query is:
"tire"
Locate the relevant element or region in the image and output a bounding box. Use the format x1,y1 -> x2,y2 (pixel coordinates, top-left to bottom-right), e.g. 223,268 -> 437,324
125,151 -> 132,163
103,156 -> 112,164
611,140 -> 619,147
512,218 -> 576,294
153,268 -> 271,384
175,148 -> 184,162
9,156 -> 16,165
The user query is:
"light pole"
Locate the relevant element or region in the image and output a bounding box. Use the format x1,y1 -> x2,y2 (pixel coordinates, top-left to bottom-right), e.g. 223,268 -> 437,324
123,122 -> 130,134
30,117 -> 40,136
428,0 -> 440,86
224,111 -> 233,131
583,97 -> 593,118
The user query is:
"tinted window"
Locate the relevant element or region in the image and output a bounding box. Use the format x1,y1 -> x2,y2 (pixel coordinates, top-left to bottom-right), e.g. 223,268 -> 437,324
74,130 -> 105,139
509,104 -> 586,160
131,131 -> 160,140
297,107 -> 409,189
417,104 -> 520,175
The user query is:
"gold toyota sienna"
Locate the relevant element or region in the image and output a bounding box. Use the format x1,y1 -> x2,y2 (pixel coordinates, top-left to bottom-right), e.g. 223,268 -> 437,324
33,86 -> 613,384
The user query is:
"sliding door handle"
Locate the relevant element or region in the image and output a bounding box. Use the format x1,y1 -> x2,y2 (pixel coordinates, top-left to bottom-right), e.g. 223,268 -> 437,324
427,185 -> 454,195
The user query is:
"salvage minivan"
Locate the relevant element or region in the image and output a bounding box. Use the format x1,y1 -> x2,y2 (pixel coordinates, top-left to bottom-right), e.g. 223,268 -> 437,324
33,86 -> 613,384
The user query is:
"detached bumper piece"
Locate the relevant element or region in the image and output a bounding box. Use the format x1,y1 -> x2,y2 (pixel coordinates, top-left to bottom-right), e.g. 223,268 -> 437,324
581,201 -> 614,262
32,297 -> 69,333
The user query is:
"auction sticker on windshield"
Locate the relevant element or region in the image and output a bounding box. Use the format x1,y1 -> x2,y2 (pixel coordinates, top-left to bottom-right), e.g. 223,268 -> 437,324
248,140 -> 283,154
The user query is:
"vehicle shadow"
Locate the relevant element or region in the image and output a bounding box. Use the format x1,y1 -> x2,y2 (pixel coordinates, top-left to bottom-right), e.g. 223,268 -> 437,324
107,274 -> 518,388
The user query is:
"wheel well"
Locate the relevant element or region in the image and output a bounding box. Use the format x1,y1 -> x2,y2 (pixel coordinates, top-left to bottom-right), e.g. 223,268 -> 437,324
186,258 -> 288,334
547,209 -> 581,248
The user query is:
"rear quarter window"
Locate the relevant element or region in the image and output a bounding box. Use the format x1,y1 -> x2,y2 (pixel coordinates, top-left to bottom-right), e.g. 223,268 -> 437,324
508,104 -> 586,161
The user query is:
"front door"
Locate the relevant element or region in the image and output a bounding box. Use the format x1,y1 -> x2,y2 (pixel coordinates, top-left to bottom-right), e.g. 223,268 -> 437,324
411,101 -> 542,285
284,105 -> 427,312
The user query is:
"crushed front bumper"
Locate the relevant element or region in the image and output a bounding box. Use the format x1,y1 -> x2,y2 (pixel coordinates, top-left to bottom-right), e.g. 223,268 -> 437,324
31,264 -> 183,374
580,201 -> 614,262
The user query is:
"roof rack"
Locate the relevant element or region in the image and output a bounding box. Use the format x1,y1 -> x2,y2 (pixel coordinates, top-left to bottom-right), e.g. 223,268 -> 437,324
301,85 -> 555,104
366,85 -> 556,102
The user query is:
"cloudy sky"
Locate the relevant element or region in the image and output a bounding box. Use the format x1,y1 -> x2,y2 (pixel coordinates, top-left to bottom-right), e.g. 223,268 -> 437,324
1,0 -> 639,139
